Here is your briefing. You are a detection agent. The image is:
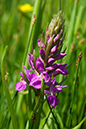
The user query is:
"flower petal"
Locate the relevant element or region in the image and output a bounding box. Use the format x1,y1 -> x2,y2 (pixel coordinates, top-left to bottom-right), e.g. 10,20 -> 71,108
45,63 -> 61,71
48,58 -> 55,64
55,53 -> 66,60
39,49 -> 45,58
24,66 -> 32,80
49,64 -> 68,76
28,53 -> 35,70
38,40 -> 45,48
15,81 -> 26,91
52,85 -> 67,93
48,53 -> 66,65
20,72 -> 25,80
29,79 -> 41,89
29,74 -> 41,89
36,58 -> 44,72
44,89 -> 51,94
48,95 -> 59,108
53,34 -> 59,42
51,45 -> 57,54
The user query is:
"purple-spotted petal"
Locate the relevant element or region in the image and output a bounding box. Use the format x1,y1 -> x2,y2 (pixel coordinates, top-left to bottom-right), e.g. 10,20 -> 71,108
48,58 -> 55,64
52,87 -> 63,93
36,58 -> 44,72
52,85 -> 67,93
45,78 -> 58,89
38,40 -> 45,48
29,74 -> 41,89
24,66 -> 32,80
28,53 -> 35,70
47,37 -> 53,44
15,81 -> 26,91
60,38 -> 62,43
45,63 -> 61,71
49,64 -> 68,76
20,72 -> 25,80
53,34 -> 59,42
44,89 -> 51,94
48,53 -> 66,65
29,79 -> 41,89
48,95 -> 59,108
44,75 -> 51,84
44,79 -> 59,94
56,67 -> 68,75
39,49 -> 45,58
28,73 -> 37,82
51,45 -> 57,54
55,53 -> 66,60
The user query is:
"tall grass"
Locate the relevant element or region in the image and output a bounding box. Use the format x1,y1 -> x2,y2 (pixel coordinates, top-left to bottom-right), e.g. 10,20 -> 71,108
0,0 -> 86,129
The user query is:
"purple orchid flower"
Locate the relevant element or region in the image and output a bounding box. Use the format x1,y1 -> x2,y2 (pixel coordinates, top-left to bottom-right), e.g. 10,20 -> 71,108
44,78 -> 67,108
15,11 -> 69,108
15,81 -> 27,91
48,95 -> 59,108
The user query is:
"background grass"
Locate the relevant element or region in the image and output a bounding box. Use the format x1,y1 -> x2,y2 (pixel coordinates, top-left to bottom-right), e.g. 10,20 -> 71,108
0,0 -> 86,129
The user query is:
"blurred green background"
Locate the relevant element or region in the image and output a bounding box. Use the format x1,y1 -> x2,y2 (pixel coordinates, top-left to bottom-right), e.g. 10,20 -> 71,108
0,0 -> 86,129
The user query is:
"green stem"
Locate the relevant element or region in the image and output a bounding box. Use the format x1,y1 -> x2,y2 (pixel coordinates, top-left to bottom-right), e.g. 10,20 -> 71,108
59,0 -> 61,11
42,109 -> 51,129
1,91 -> 18,128
46,95 -> 60,128
24,0 -> 42,68
66,61 -> 80,128
42,93 -> 64,129
29,79 -> 44,129
1,46 -> 18,129
22,0 -> 43,128
74,5 -> 85,37
63,0 -> 78,64
72,116 -> 86,129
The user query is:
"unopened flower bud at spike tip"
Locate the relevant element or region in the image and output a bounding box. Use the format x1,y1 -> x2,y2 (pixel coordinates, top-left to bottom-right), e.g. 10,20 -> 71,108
48,11 -> 64,37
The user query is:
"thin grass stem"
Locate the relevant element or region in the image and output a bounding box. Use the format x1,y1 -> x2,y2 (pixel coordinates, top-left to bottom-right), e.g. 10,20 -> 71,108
59,0 -> 61,11
1,46 -> 18,129
45,95 -> 60,128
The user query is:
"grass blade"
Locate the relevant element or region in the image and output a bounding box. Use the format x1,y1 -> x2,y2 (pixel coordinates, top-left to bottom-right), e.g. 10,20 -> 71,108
72,116 -> 86,129
66,54 -> 81,128
24,0 -> 43,68
1,46 -> 18,129
74,5 -> 85,37
64,0 -> 78,64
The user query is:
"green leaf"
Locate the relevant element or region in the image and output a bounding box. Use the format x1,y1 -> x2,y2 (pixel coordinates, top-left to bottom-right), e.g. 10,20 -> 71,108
72,116 -> 86,129
80,0 -> 86,6
1,46 -> 18,129
74,5 -> 85,37
65,0 -> 78,63
24,0 -> 43,68
33,79 -> 44,129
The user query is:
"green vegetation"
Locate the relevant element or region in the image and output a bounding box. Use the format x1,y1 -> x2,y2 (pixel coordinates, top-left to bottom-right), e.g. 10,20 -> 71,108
0,0 -> 86,128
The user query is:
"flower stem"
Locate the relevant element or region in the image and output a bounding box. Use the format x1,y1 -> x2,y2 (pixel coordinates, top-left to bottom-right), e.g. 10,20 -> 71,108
72,116 -> 86,129
28,79 -> 44,129
59,0 -> 61,11
32,79 -> 44,129
66,59 -> 80,128
65,0 -> 78,64
46,95 -> 60,128
23,0 -> 43,127
42,109 -> 51,128
1,46 -> 18,129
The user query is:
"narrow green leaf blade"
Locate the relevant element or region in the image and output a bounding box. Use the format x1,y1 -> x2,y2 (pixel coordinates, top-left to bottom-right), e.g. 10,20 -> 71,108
1,46 -> 18,129
72,116 -> 86,129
